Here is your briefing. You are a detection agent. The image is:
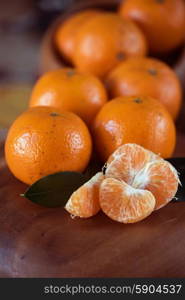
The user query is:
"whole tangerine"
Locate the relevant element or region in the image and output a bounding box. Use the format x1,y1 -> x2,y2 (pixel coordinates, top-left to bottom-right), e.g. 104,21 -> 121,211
29,68 -> 108,126
92,95 -> 176,161
5,106 -> 92,185
73,12 -> 148,78
106,57 -> 182,120
119,0 -> 185,53
55,9 -> 100,62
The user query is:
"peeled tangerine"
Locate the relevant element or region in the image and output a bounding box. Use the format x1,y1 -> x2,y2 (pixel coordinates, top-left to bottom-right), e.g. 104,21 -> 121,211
65,144 -> 179,223
100,144 -> 179,223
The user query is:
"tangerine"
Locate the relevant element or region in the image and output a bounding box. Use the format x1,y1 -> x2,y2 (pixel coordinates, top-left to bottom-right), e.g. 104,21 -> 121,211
73,12 -> 148,78
29,68 -> 107,126
106,57 -> 182,120
119,0 -> 185,53
55,10 -> 100,62
5,106 -> 92,185
105,143 -> 179,210
92,96 -> 176,161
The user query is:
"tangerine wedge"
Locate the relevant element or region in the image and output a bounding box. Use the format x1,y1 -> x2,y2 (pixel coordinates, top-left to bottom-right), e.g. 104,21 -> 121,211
132,160 -> 179,210
99,178 -> 156,223
65,172 -> 104,218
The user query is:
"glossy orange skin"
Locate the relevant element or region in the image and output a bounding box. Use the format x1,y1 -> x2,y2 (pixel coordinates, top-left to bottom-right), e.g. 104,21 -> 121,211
55,10 -> 100,62
73,13 -> 148,78
5,107 -> 92,185
119,0 -> 185,53
106,57 -> 182,120
29,68 -> 108,126
92,96 -> 176,162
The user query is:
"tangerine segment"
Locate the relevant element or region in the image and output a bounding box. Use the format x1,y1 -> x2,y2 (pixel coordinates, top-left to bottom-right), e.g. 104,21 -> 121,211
132,160 -> 179,210
65,172 -> 104,218
106,143 -> 161,185
99,178 -> 156,223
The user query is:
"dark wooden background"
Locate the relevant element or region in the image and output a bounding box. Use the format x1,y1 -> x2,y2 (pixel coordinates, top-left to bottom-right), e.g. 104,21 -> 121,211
0,0 -> 84,128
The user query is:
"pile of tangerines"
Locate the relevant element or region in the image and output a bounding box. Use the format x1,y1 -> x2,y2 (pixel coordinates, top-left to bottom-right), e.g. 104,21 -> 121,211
5,0 -> 185,223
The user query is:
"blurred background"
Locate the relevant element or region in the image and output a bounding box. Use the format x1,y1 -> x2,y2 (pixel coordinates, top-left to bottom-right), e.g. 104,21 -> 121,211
0,0 -> 80,128
0,0 -> 184,130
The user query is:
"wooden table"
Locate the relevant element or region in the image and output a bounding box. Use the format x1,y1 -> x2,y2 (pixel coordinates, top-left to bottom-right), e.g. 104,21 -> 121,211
0,129 -> 185,278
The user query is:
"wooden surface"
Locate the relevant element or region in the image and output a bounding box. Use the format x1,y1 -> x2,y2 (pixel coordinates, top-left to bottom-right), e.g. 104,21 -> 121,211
0,130 -> 185,278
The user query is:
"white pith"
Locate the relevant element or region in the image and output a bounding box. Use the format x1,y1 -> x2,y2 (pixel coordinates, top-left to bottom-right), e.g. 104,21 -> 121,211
131,161 -> 154,189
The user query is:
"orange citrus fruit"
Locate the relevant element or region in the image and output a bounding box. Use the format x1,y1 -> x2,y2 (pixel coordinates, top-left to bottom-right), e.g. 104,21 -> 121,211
100,177 -> 156,223
92,95 -> 176,161
106,57 -> 182,120
5,106 -> 92,185
65,172 -> 104,218
119,0 -> 185,53
73,12 -> 148,78
55,10 -> 100,62
105,143 -> 179,210
29,68 -> 108,126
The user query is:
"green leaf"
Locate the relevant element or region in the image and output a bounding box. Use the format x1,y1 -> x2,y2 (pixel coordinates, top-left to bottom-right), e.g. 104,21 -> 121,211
22,171 -> 88,208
